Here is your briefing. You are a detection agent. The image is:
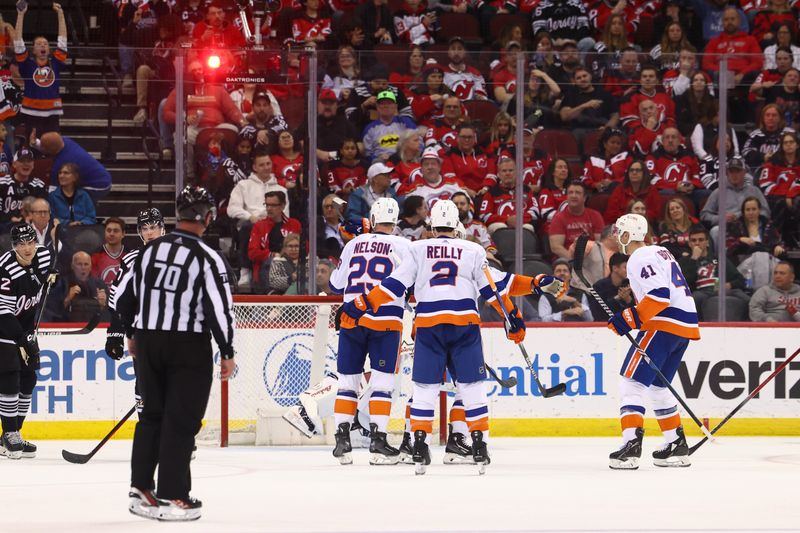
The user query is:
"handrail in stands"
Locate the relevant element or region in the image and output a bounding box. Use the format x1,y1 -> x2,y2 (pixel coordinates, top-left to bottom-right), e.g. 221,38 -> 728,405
100,56 -> 121,163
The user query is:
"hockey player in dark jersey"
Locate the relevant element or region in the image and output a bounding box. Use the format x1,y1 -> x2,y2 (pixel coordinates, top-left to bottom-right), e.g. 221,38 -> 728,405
105,208 -> 165,410
0,224 -> 54,459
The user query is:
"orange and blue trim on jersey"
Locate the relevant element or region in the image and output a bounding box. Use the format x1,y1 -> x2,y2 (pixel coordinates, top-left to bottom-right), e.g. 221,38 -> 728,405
414,298 -> 481,328
623,330 -> 656,379
638,288 -> 700,340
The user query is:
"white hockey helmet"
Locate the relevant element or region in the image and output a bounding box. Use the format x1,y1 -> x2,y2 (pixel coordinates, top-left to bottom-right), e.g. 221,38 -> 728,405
615,213 -> 648,253
429,199 -> 459,230
455,221 -> 467,239
370,197 -> 399,226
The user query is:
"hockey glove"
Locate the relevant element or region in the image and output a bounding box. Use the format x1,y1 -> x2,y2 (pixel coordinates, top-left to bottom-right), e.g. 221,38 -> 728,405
533,274 -> 566,298
504,307 -> 526,344
105,331 -> 126,360
607,307 -> 642,336
19,334 -> 40,366
340,295 -> 369,329
339,218 -> 371,242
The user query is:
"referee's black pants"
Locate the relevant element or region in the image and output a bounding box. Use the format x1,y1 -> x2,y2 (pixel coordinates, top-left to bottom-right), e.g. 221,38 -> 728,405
131,330 -> 213,500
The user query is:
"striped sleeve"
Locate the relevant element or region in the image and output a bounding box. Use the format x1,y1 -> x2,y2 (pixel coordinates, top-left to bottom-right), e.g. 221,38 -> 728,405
200,245 -> 235,358
636,287 -> 670,323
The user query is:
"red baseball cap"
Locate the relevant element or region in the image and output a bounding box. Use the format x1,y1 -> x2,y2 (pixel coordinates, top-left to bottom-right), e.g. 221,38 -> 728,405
319,89 -> 337,102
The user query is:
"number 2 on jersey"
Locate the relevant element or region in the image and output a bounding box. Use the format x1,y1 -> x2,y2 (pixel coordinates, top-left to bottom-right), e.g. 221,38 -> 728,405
346,256 -> 393,294
430,260 -> 458,286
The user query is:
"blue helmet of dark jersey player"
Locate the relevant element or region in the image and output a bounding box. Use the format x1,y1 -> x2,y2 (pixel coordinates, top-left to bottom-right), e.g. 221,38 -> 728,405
136,207 -> 165,243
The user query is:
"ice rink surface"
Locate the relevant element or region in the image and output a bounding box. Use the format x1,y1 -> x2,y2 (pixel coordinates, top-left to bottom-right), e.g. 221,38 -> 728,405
3,437 -> 798,533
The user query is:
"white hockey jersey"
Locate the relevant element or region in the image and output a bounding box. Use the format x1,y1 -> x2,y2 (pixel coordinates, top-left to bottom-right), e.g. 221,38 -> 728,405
626,244 -> 700,340
329,231 -> 411,332
370,236 -> 516,329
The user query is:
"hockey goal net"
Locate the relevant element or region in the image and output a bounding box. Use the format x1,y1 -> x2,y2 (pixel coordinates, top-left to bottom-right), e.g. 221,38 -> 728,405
201,296 -> 447,446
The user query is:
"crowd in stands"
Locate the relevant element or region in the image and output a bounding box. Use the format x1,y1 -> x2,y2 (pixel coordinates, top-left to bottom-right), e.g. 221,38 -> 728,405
2,0 -> 800,322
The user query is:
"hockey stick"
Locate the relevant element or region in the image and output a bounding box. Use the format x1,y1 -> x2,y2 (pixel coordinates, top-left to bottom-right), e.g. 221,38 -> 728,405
689,345 -> 800,456
62,404 -> 137,464
37,313 -> 102,336
482,265 -> 567,398
485,363 -> 517,388
572,234 -> 715,441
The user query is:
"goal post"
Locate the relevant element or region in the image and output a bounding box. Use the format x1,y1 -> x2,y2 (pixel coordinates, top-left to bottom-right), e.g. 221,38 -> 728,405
202,295 -> 448,447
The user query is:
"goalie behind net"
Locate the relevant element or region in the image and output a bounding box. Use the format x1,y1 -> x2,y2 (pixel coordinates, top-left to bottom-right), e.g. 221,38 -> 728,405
201,297 -> 443,446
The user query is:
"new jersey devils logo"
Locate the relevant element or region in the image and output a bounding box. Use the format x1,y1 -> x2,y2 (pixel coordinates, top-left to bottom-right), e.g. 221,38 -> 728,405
662,162 -> 687,183
33,66 -> 56,88
441,131 -> 457,147
451,79 -> 474,100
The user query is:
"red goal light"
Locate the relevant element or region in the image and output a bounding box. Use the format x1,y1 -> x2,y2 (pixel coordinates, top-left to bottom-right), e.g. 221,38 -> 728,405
207,54 -> 221,70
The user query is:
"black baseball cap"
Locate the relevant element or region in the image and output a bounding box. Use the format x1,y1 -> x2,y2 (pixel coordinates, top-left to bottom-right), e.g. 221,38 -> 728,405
14,148 -> 34,162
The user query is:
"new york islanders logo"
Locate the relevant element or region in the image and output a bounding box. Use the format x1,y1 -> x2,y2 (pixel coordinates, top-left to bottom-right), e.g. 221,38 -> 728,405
33,65 -> 56,88
262,332 -> 338,407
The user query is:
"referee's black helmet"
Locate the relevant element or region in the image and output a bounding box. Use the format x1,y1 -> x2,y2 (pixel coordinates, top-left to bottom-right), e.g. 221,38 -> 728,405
176,185 -> 216,224
11,223 -> 37,246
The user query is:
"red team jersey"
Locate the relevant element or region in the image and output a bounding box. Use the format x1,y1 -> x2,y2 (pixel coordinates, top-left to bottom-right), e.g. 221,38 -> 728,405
645,148 -> 703,191
478,185 -> 538,226
326,160 -> 369,193
759,159 -> 800,197
581,152 -> 633,190
442,149 -> 497,192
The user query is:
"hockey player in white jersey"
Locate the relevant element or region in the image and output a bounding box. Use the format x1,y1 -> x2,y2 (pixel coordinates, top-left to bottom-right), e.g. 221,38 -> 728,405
341,200 -> 565,473
328,197 -> 411,465
606,214 -> 700,470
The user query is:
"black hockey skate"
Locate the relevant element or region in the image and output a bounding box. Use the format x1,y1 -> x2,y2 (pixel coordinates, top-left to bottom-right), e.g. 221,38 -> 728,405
652,426 -> 691,468
1,431 -> 23,460
128,487 -> 163,520
368,423 -> 401,465
332,422 -> 353,465
444,426 -> 475,465
609,428 -> 644,470
398,432 -> 414,464
20,438 -> 36,458
157,497 -> 202,522
470,430 -> 490,475
412,430 -> 431,475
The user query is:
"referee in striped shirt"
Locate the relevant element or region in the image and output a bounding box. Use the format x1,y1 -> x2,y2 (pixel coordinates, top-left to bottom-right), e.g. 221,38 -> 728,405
115,185 -> 235,522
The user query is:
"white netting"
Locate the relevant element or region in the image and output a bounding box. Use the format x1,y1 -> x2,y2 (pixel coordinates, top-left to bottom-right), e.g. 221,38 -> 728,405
201,298 -> 436,446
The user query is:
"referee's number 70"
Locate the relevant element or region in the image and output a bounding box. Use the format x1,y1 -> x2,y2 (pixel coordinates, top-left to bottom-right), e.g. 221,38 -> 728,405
152,261 -> 182,291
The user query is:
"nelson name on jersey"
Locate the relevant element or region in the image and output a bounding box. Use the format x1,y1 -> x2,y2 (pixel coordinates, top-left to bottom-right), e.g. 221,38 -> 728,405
353,240 -> 393,255
426,244 -> 462,260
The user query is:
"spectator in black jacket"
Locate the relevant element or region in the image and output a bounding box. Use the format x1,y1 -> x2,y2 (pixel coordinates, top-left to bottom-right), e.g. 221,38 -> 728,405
589,252 -> 633,320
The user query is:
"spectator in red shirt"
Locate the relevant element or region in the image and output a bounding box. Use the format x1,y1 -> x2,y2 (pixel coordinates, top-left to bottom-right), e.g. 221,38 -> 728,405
389,127 -> 425,191
478,157 -> 538,234
90,217 -> 126,287
442,124 -> 497,197
702,7 -> 763,84
327,138 -> 369,197
751,0 -> 798,45
582,127 -> 632,193
288,0 -> 332,46
271,129 -> 303,190
619,65 -> 677,126
603,47 -> 641,99
423,95 -> 465,149
411,62 -> 453,125
627,99 -> 677,156
604,159 -> 663,224
492,41 -> 522,107
248,190 -> 302,290
537,157 -> 571,229
645,126 -> 703,196
548,181 -> 605,259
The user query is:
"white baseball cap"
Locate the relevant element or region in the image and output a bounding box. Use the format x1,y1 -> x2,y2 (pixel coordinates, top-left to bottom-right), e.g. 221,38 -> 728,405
421,146 -> 442,161
367,162 -> 394,179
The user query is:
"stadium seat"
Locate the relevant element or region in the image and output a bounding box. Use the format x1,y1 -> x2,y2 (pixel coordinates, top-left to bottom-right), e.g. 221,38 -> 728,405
581,129 -> 604,155
34,158 -> 54,187
60,224 -> 104,254
438,13 -> 482,46
587,192 -> 610,213
374,45 -> 409,76
492,227 -> 541,265
633,16 -> 657,50
522,260 -> 553,277
463,99 -> 500,130
534,130 -> 580,159
281,97 -> 308,130
489,15 -> 531,42
0,233 -> 10,253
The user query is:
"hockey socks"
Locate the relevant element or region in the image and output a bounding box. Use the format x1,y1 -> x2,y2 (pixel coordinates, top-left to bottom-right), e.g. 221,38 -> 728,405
367,371 -> 394,433
17,393 -> 31,431
0,393 -> 19,434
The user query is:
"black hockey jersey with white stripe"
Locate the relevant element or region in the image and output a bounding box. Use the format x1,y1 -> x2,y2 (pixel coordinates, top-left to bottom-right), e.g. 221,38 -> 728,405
0,246 -> 52,343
